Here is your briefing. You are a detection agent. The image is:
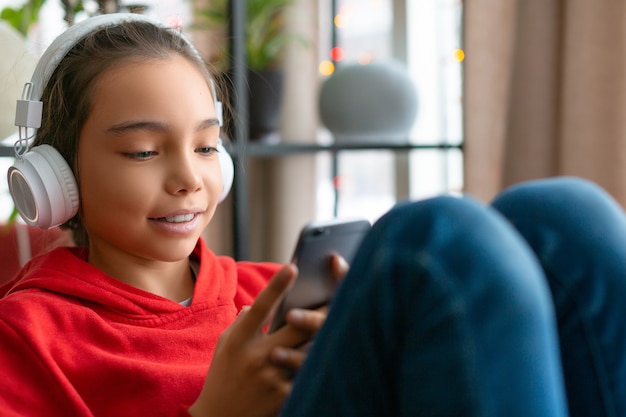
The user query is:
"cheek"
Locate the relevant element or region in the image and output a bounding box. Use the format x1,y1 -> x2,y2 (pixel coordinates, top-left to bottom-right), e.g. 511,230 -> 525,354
77,155 -> 152,219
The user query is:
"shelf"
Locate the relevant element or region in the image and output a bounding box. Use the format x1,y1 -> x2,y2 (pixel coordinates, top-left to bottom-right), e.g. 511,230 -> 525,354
0,145 -> 14,157
231,141 -> 463,158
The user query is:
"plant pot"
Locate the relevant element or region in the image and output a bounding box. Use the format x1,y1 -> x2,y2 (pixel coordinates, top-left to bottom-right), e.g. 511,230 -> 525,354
248,68 -> 284,141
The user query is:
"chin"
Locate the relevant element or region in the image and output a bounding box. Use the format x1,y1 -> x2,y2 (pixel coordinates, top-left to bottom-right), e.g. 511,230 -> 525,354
143,236 -> 201,263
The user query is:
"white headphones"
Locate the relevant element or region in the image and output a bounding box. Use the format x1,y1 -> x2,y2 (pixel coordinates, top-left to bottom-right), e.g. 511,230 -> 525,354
7,13 -> 234,229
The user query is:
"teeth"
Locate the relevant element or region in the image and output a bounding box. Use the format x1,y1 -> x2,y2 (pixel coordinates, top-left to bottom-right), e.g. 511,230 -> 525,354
164,213 -> 195,223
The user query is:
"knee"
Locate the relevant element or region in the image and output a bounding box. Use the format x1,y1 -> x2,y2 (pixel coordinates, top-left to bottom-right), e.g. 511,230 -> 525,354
369,195 -> 492,248
364,195 -> 547,294
359,194 -> 555,333
491,176 -> 626,243
492,176 -> 621,226
368,194 -> 524,255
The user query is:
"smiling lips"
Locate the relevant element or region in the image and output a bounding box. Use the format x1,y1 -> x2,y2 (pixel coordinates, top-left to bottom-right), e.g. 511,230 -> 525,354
157,213 -> 196,223
149,212 -> 203,235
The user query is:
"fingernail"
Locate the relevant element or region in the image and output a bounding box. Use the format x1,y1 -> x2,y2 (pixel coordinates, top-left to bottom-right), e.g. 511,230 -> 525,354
289,309 -> 304,323
274,347 -> 288,361
338,256 -> 349,270
239,305 -> 251,315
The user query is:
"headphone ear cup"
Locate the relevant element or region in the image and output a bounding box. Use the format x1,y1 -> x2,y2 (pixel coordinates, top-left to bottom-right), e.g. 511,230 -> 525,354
216,140 -> 234,203
7,145 -> 79,229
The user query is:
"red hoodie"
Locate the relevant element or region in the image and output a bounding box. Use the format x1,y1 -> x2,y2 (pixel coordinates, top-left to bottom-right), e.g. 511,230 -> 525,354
0,238 -> 279,416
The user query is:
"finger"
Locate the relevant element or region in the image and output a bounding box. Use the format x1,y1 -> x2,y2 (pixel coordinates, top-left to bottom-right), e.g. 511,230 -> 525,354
237,264 -> 297,336
267,309 -> 326,351
268,370 -> 294,397
214,305 -> 252,346
285,308 -> 327,333
271,347 -> 307,370
329,254 -> 349,281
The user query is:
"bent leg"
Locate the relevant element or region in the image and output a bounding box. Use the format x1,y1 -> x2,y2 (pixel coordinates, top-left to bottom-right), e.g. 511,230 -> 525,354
492,177 -> 626,417
282,195 -> 567,417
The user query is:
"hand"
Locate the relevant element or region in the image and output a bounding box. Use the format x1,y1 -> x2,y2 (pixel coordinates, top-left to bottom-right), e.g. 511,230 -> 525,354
271,254 -> 350,371
188,264 -> 306,417
188,255 -> 349,417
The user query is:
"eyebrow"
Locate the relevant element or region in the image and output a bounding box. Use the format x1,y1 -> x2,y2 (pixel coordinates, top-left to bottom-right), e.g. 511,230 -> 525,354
106,118 -> 220,135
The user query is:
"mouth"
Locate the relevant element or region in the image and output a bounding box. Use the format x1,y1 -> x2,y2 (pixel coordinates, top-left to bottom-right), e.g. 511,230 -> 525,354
150,213 -> 197,223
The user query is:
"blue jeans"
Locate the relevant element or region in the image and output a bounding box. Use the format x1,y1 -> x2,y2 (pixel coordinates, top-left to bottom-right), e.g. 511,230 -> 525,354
281,177 -> 626,417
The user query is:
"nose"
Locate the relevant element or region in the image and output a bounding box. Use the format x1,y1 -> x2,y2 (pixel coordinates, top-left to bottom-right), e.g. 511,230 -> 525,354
165,151 -> 203,195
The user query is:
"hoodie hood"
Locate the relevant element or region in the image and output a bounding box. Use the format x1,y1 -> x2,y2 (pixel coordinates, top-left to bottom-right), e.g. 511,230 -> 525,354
0,239 -> 242,319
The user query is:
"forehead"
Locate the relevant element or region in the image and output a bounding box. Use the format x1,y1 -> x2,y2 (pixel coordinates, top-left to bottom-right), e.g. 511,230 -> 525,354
93,55 -> 210,99
102,52 -> 207,81
83,55 -> 216,125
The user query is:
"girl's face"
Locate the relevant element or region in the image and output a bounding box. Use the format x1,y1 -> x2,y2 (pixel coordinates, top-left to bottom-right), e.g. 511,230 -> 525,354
78,54 -> 223,267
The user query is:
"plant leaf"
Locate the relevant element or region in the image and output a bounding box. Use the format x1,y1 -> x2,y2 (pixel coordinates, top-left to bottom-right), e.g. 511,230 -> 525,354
1,0 -> 46,36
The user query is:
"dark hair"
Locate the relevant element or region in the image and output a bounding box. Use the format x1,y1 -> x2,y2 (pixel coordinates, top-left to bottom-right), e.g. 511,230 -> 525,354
32,20 -> 224,247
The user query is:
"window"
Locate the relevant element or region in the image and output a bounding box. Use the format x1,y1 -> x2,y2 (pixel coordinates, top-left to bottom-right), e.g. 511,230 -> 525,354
315,0 -> 464,223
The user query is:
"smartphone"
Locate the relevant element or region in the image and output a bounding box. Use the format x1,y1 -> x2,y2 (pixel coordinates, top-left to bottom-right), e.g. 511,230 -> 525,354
268,218 -> 371,332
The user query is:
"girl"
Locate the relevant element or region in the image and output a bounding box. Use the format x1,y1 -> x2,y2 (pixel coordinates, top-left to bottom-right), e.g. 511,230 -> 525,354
2,12 -> 626,417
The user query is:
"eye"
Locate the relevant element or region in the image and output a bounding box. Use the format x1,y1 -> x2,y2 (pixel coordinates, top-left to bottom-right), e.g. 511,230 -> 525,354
123,150 -> 156,160
196,146 -> 218,155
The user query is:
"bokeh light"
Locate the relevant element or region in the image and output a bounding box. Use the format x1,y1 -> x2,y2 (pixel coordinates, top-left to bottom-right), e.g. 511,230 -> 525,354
334,13 -> 346,28
335,3 -> 356,28
358,52 -> 373,65
330,46 -> 345,62
166,15 -> 183,30
319,60 -> 335,76
454,48 -> 465,62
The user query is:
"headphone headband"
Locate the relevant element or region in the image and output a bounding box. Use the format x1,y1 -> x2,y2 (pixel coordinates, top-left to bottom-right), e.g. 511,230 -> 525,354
16,13 -> 222,130
30,14 -> 158,103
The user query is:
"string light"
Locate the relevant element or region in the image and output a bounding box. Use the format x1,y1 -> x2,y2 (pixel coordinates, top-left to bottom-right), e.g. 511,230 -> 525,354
454,48 -> 465,62
319,60 -> 335,76
334,13 -> 346,28
335,3 -> 356,28
330,46 -> 345,62
358,52 -> 373,65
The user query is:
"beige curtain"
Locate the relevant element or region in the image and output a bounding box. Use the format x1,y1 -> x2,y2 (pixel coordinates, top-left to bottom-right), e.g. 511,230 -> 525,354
464,0 -> 626,206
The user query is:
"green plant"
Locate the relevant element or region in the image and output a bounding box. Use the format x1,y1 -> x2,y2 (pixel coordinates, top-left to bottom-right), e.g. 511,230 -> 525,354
1,0 -> 121,35
1,0 -> 48,36
194,0 -> 307,71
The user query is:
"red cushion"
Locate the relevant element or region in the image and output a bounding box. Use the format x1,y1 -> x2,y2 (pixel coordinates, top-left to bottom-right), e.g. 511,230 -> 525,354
0,224 -> 72,285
